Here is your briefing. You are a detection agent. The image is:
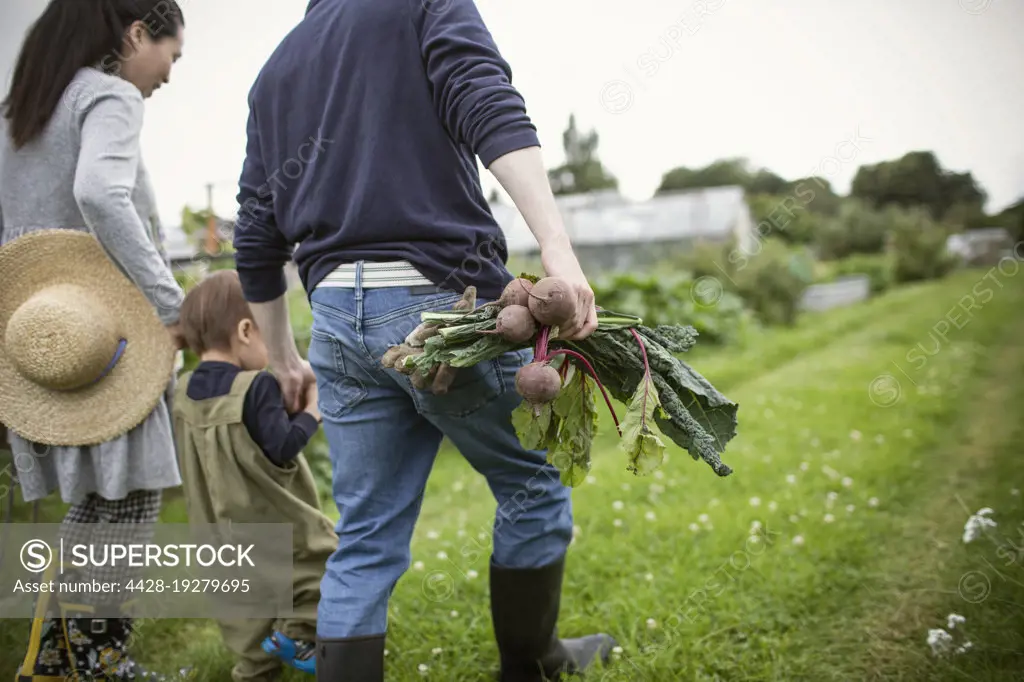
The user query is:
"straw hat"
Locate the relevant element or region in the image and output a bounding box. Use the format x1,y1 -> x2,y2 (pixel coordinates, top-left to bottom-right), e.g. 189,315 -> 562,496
0,229 -> 176,446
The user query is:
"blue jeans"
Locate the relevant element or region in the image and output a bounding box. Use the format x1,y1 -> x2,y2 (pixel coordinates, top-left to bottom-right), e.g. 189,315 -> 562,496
307,272 -> 573,639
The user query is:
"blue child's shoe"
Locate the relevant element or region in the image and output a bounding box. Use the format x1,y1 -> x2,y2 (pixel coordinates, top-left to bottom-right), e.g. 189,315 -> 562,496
262,631 -> 317,674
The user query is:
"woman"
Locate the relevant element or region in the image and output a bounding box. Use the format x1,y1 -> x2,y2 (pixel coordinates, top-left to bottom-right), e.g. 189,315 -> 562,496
0,0 -> 190,678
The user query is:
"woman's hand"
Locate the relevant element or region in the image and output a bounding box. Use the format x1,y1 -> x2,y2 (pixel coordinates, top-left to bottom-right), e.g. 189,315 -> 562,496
165,322 -> 186,351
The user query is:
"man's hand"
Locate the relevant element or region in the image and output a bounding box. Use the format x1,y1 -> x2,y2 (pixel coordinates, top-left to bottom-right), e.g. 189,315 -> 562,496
276,359 -> 317,414
540,238 -> 598,341
486,146 -> 598,340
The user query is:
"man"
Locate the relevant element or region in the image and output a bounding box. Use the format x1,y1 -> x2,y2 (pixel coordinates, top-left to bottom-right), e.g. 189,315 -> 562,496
233,0 -> 616,679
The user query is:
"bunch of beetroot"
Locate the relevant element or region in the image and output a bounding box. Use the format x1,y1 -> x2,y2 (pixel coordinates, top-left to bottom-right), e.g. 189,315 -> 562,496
380,273 -> 739,484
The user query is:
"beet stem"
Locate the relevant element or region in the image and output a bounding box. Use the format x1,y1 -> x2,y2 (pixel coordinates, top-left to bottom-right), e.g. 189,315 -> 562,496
545,348 -> 621,434
628,327 -> 652,419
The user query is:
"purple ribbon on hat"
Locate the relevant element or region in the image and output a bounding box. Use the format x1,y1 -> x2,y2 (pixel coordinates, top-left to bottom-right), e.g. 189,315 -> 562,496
87,338 -> 127,386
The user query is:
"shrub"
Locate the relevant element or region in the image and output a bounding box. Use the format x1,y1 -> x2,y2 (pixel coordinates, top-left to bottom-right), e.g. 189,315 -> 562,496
828,253 -> 894,295
711,239 -> 814,327
888,206 -> 958,283
591,270 -> 754,346
816,199 -> 890,260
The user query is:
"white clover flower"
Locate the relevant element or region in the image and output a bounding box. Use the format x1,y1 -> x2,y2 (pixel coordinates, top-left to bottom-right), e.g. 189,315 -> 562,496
654,470 -> 665,480
868,497 -> 879,508
432,647 -> 443,655
841,477 -> 853,488
822,466 -> 840,480
586,475 -> 597,484
613,519 -> 623,528
846,504 -> 855,513
955,641 -> 973,655
436,551 -> 448,560
827,491 -> 839,500
450,610 -> 459,617
850,430 -> 862,441
457,529 -> 466,538
688,522 -> 700,532
418,663 -> 429,673
621,483 -> 631,491
1011,488 -> 1020,497
903,428 -> 914,438
573,525 -> 582,538
478,532 -> 488,540
750,520 -> 762,532
645,572 -> 654,581
612,646 -> 624,655
385,649 -> 390,656
800,461 -> 810,471
789,515 -> 800,523
612,500 -> 624,511
792,535 -> 805,546
927,628 -> 953,657
946,613 -> 966,630
824,514 -> 835,523
875,434 -> 885,444
710,498 -> 720,507
646,618 -> 657,629
650,484 -> 665,495
768,501 -> 778,512
786,474 -> 797,484
413,561 -> 425,571
645,511 -> 657,521
426,530 -> 440,540
452,481 -> 464,492
963,508 -> 997,544
749,497 -> 762,507
698,513 -> 710,524
467,570 -> 479,580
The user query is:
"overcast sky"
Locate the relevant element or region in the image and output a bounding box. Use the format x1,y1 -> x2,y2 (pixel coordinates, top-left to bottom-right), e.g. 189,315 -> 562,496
3,0 -> 1022,233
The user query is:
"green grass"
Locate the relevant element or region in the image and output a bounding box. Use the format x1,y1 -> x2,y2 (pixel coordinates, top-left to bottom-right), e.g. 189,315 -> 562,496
3,269 -> 1023,680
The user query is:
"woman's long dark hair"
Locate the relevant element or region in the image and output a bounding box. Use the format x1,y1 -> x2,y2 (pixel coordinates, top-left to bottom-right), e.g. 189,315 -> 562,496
2,0 -> 185,149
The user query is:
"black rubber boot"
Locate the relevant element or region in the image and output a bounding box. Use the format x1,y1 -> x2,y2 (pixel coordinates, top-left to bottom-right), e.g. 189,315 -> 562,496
490,555 -> 617,681
316,634 -> 386,682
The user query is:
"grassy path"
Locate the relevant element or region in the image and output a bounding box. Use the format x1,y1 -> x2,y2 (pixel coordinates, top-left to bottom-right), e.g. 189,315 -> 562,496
2,269 -> 1022,681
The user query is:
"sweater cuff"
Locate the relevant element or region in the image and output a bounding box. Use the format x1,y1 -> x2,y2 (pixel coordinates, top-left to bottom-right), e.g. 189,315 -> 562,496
477,128 -> 541,168
294,412 -> 320,440
237,265 -> 288,304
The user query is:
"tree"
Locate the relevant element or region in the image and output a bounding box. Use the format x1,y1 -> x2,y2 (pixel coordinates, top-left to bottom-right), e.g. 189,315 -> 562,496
850,151 -> 986,223
990,196 -> 1024,242
655,157 -> 754,194
546,114 -> 618,195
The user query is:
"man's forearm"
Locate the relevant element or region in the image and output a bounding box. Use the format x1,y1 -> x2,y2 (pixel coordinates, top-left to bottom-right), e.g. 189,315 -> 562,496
487,146 -> 572,250
250,294 -> 302,368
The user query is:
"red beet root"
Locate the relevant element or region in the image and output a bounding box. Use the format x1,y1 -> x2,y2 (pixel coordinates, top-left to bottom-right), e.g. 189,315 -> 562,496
515,361 -> 562,404
495,305 -> 537,343
527,277 -> 575,328
499,278 -> 534,308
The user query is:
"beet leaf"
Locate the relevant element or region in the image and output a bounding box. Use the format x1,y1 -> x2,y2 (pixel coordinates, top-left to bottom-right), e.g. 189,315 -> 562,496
547,365 -> 598,487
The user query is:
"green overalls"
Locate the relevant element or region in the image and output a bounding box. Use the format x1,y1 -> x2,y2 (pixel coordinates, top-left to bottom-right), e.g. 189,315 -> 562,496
172,370 -> 338,682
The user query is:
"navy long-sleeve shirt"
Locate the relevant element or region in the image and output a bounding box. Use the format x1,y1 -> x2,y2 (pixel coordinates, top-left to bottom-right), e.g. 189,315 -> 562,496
233,0 -> 539,304
186,362 -> 319,467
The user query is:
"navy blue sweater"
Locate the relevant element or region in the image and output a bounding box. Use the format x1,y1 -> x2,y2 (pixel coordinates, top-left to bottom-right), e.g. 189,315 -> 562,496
233,0 -> 539,303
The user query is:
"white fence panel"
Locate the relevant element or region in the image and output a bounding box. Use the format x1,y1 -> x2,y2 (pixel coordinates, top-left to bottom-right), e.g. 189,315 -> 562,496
800,275 -> 870,312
